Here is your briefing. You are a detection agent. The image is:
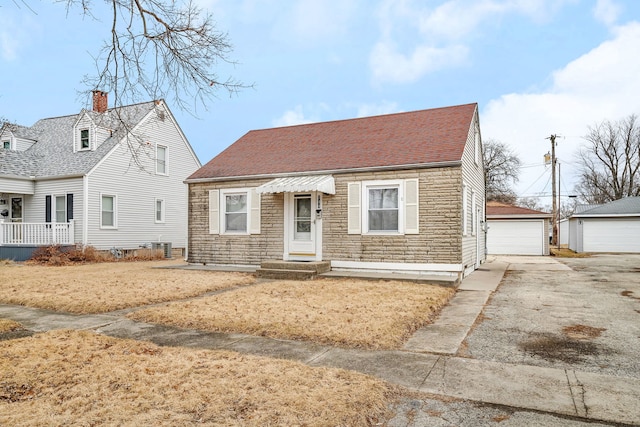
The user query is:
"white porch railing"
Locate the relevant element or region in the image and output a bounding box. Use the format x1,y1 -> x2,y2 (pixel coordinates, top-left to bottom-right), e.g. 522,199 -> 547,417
0,221 -> 75,246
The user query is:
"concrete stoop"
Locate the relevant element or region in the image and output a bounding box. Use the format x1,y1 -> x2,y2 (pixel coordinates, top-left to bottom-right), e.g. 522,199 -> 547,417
256,260 -> 331,280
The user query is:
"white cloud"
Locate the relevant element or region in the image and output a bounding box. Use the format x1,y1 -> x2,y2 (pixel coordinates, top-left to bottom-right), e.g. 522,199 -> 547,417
370,40 -> 468,84
370,0 -> 575,84
481,21 -> 640,199
593,0 -> 621,27
272,105 -> 318,127
356,101 -> 401,117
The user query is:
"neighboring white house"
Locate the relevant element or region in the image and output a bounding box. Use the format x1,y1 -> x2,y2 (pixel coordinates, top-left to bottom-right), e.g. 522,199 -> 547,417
486,201 -> 551,256
0,91 -> 201,260
568,197 -> 640,253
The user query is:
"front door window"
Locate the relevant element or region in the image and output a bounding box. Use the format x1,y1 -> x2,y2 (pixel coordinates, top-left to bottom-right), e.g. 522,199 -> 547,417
10,197 -> 22,223
294,195 -> 311,241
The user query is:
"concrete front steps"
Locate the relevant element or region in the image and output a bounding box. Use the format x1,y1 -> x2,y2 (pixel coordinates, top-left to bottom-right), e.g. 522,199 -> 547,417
256,260 -> 331,280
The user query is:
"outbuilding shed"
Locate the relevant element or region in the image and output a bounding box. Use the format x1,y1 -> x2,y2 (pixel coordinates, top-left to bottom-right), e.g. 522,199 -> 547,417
568,197 -> 640,253
486,201 -> 551,256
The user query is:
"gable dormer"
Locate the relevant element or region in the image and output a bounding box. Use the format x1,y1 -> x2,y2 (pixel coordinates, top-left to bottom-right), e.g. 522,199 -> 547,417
73,111 -> 97,152
0,124 -> 37,151
73,91 -> 115,153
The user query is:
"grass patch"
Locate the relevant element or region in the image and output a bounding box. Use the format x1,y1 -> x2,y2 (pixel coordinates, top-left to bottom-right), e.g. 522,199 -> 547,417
0,330 -> 393,426
0,261 -> 254,314
550,248 -> 590,258
129,278 -> 455,350
0,319 -> 22,333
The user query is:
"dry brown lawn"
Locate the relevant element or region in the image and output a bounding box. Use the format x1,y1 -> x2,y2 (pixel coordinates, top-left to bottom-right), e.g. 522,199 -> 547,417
0,330 -> 393,426
130,278 -> 455,350
0,319 -> 21,333
0,261 -> 254,314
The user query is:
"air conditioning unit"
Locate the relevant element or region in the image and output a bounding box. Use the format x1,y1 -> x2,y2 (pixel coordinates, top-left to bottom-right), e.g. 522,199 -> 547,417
151,242 -> 172,258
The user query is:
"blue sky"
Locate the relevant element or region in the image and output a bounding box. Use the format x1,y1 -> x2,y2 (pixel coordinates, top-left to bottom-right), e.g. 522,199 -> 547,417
2,0 -> 640,206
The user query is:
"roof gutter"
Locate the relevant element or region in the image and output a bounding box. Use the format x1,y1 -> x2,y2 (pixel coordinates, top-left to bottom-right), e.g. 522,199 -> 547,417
487,214 -> 552,219
184,160 -> 463,184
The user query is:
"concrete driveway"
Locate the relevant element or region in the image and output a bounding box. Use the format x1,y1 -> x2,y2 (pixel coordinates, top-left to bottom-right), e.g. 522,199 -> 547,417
464,254 -> 640,380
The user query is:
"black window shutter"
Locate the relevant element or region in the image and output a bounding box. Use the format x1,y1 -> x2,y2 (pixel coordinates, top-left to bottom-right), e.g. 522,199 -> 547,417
45,195 -> 52,223
67,193 -> 74,221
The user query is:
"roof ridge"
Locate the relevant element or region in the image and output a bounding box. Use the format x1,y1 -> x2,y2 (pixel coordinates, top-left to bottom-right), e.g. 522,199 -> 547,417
251,102 -> 478,132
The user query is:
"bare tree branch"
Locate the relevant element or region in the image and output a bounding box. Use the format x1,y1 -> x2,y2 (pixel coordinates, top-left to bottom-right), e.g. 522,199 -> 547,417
575,114 -> 640,203
482,139 -> 522,204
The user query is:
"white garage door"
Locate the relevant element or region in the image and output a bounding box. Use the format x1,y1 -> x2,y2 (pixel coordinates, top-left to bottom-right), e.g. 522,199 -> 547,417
487,220 -> 544,255
583,219 -> 640,253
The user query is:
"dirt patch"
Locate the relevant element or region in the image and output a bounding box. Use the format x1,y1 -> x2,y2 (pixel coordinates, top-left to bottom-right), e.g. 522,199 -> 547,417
622,290 -> 640,300
0,330 -> 394,426
129,278 -> 455,350
562,324 -> 606,340
0,261 -> 254,314
519,332 -> 603,364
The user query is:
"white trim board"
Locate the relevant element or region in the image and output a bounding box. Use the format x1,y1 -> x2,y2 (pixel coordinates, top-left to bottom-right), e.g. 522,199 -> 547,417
330,260 -> 463,275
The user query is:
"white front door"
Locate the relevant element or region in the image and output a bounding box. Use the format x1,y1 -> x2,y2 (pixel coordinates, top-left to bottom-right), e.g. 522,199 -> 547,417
284,192 -> 322,261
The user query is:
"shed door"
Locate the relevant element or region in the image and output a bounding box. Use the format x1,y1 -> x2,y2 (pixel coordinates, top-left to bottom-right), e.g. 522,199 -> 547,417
582,219 -> 640,253
487,220 -> 544,255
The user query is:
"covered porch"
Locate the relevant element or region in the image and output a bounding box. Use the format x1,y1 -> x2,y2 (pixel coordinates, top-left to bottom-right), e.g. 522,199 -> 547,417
0,221 -> 75,261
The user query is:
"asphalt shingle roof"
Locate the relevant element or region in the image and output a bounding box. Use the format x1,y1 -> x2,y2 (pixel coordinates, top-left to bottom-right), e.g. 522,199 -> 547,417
574,197 -> 640,216
1,102 -> 155,178
189,103 -> 478,180
486,201 -> 551,217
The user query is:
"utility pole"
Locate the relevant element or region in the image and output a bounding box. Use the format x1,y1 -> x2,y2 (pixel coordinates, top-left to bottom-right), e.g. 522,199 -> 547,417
547,134 -> 559,247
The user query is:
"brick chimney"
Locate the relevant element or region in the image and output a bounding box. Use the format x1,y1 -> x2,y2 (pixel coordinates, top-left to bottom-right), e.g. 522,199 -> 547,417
92,90 -> 108,113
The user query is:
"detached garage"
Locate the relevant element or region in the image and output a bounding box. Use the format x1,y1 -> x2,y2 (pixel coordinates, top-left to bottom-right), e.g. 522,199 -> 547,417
569,197 -> 640,253
486,201 -> 551,255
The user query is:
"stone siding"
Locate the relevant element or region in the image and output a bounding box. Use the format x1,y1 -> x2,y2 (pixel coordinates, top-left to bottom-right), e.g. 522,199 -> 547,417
323,168 -> 462,265
188,166 -> 464,266
188,178 -> 284,265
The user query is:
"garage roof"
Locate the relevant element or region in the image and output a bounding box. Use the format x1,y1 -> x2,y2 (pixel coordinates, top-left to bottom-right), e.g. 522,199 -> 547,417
486,201 -> 551,219
573,197 -> 640,217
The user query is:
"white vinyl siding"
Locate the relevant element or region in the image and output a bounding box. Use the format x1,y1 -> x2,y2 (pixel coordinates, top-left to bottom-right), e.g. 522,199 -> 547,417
460,108 -> 486,271
85,102 -> 200,250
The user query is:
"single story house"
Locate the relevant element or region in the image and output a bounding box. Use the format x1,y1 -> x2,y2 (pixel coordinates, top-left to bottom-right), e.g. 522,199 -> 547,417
0,91 -> 201,260
486,201 -> 551,255
186,103 -> 486,280
568,197 -> 640,253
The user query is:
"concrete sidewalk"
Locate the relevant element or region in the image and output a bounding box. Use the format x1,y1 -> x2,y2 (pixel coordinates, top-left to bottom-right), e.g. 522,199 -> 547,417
1,257 -> 639,425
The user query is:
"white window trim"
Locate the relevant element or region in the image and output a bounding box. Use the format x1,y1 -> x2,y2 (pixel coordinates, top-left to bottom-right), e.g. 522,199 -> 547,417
362,180 -> 404,235
79,128 -> 91,151
2,139 -> 11,150
53,194 -> 67,224
100,193 -> 117,229
471,190 -> 477,236
462,183 -> 468,236
156,144 -> 168,175
155,198 -> 165,223
474,124 -> 480,166
220,188 -> 250,235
